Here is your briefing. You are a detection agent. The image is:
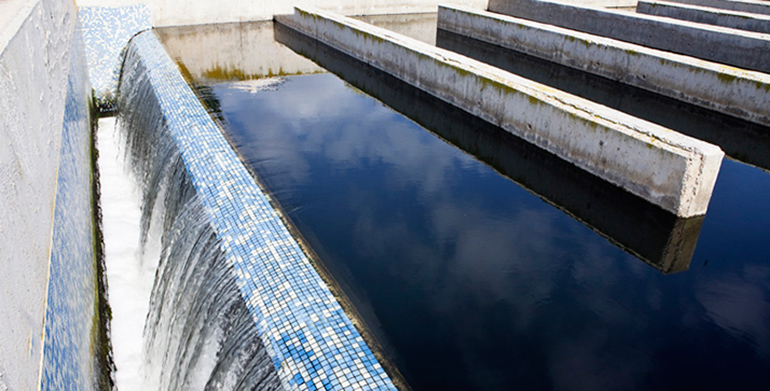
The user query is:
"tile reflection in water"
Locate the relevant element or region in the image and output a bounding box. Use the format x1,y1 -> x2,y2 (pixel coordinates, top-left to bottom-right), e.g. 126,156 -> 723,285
161,20 -> 770,391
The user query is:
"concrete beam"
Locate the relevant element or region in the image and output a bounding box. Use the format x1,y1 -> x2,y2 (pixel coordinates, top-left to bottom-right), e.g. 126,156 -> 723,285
276,6 -> 724,217
661,0 -> 770,16
436,28 -> 770,174
487,0 -> 770,74
638,1 -> 770,34
437,5 -> 770,126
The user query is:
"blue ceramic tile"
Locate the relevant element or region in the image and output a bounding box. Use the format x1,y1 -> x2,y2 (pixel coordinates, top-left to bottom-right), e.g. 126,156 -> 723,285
125,30 -> 398,391
80,5 -> 151,112
40,26 -> 99,391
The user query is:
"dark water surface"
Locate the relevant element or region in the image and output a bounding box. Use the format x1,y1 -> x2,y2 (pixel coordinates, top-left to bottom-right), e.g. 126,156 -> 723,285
162,21 -> 770,391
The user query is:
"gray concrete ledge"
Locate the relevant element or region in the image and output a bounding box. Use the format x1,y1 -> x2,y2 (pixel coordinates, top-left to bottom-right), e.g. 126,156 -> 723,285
487,0 -> 770,74
276,6 -> 724,217
638,1 -> 770,34
663,0 -> 770,15
437,5 -> 770,126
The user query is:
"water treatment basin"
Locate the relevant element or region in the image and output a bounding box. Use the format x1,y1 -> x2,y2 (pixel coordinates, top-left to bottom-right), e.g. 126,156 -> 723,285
154,17 -> 770,391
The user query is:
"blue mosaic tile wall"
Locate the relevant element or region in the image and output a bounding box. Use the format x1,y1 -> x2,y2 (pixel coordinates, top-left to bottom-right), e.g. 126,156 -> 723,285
125,30 -> 398,391
40,25 -> 99,391
79,5 -> 151,112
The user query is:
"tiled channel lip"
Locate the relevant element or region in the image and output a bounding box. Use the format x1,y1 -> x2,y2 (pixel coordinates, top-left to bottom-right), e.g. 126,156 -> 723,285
123,30 -> 399,391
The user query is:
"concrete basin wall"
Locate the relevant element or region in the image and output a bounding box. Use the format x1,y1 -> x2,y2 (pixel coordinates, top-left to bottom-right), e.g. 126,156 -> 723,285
0,0 -> 101,389
155,21 -> 325,82
75,0 -> 488,27
637,1 -> 770,34
437,5 -> 770,126
277,6 -> 724,217
487,0 -> 770,74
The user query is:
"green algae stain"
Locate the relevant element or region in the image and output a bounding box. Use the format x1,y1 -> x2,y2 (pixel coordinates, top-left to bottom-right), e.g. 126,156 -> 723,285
204,65 -> 248,81
717,72 -> 737,84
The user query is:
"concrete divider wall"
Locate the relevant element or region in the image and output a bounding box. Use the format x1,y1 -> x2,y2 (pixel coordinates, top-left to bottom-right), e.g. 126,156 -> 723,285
487,0 -> 770,74
277,6 -> 724,217
437,5 -> 770,126
0,0 -> 102,389
0,0 -> 73,389
637,1 -> 770,34
663,0 -> 770,15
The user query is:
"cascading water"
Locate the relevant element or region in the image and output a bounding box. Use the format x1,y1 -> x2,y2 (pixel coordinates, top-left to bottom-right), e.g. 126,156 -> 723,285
115,38 -> 282,391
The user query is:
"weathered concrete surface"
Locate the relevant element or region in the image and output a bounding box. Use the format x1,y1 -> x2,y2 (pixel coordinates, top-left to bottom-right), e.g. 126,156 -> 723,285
436,28 -> 770,174
155,20 -> 325,82
0,0 -> 75,389
663,0 -> 770,15
277,6 -> 724,217
488,0 -> 770,73
354,13 -> 439,45
638,1 -> 770,34
438,5 -> 770,126
75,0 -> 487,27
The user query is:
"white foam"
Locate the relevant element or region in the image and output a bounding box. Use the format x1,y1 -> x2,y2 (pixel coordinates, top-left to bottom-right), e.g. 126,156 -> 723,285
96,117 -> 160,390
228,77 -> 285,93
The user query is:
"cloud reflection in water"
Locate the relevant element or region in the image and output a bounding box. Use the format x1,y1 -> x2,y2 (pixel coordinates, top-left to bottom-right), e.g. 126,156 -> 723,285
207,72 -> 770,391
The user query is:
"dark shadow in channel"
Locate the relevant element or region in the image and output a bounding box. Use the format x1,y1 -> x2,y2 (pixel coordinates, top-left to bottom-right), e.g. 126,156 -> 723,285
274,21 -> 704,275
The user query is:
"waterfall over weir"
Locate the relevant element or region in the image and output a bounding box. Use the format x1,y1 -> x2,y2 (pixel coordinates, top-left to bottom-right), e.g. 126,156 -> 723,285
114,30 -> 399,391
117,36 -> 281,391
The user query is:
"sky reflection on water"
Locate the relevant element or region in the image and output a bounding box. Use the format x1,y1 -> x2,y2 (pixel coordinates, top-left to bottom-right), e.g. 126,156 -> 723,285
199,71 -> 770,391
